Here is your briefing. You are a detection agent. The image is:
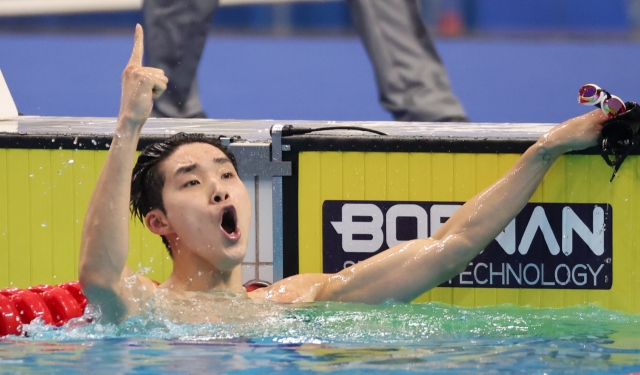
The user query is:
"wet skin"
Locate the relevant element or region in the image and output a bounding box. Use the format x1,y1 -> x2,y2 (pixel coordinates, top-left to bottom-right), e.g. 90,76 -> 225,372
147,143 -> 251,293
79,24 -> 608,324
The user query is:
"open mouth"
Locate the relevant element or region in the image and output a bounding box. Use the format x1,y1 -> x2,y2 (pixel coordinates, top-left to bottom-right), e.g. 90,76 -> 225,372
220,206 -> 239,239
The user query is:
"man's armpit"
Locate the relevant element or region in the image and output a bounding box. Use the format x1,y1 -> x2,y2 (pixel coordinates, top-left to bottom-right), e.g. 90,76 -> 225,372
82,284 -> 129,323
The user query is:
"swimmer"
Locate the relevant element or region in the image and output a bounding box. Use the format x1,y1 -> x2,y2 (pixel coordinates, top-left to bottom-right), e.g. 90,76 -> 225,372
79,25 -> 608,323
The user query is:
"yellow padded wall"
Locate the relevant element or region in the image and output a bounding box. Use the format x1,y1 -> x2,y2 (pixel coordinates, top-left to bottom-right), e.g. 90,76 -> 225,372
297,151 -> 637,314
0,149 -> 170,289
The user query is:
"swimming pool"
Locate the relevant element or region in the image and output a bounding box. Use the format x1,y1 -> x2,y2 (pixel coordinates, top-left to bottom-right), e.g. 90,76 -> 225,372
1,116 -> 640,373
4,116 -> 635,313
2,299 -> 640,374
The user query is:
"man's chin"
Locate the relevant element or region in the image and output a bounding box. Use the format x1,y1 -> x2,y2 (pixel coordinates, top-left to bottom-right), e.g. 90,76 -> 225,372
218,244 -> 246,270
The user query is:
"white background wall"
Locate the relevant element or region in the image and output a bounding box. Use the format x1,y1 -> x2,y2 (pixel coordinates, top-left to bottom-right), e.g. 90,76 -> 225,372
0,0 -> 334,16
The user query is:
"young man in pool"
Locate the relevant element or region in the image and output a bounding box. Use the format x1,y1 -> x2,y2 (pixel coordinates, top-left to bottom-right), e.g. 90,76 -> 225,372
79,25 -> 608,323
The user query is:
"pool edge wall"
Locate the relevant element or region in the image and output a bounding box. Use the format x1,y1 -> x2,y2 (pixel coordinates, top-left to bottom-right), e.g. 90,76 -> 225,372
0,133 -> 279,289
282,135 -> 640,314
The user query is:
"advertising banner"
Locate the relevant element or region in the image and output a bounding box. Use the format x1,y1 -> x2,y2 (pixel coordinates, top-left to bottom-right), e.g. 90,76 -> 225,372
323,201 -> 612,290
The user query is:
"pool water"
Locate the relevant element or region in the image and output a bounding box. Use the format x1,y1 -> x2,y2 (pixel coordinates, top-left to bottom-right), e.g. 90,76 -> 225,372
1,298 -> 640,374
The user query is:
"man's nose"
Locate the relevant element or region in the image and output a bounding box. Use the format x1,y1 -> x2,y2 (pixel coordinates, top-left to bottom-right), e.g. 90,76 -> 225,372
211,184 -> 230,203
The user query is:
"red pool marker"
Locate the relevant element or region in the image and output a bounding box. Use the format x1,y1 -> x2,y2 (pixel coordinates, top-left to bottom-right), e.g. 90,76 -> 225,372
0,294 -> 22,336
0,288 -> 21,297
57,281 -> 88,310
27,284 -> 55,294
0,282 -> 89,336
244,280 -> 271,292
41,288 -> 83,326
10,289 -> 53,325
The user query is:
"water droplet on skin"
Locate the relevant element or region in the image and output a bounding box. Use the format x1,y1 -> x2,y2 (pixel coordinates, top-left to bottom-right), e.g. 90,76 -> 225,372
41,222 -> 47,227
124,274 -> 136,287
67,159 -> 74,164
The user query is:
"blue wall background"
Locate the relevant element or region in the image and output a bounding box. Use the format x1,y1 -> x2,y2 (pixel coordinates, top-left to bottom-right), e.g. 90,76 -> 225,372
1,33 -> 637,123
0,0 -> 637,124
474,0 -> 629,32
0,0 -> 633,33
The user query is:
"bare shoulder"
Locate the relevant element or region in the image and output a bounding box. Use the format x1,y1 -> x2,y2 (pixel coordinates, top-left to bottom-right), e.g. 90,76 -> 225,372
248,273 -> 331,303
117,268 -> 159,305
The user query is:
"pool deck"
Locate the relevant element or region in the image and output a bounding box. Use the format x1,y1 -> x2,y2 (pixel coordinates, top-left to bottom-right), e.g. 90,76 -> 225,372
0,116 -> 557,142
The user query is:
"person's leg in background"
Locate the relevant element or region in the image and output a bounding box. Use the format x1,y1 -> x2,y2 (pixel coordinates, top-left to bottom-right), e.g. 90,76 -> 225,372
143,0 -> 219,118
346,0 -> 467,122
626,0 -> 640,38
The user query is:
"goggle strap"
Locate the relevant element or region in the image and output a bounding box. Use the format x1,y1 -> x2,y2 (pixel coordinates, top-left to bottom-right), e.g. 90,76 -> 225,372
603,143 -> 634,182
610,165 -> 620,183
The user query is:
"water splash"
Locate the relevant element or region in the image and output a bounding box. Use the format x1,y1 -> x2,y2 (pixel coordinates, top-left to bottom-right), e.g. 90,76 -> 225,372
9,296 -> 640,346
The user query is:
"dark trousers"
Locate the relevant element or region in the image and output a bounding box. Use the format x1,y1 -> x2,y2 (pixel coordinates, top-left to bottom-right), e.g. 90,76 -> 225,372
143,0 -> 466,121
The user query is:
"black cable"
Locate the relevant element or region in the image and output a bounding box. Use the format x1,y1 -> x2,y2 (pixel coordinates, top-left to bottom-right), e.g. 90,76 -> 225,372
272,124 -> 387,137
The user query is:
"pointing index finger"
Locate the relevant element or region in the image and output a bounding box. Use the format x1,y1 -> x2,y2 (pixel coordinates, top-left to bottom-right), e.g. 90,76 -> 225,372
127,24 -> 144,66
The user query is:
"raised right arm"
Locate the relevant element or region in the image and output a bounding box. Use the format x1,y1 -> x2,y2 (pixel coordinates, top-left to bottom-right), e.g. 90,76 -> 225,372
78,25 -> 167,323
303,110 -> 607,305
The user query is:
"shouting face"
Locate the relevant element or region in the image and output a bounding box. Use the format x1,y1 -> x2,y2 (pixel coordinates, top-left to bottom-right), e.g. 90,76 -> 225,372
147,142 -> 251,271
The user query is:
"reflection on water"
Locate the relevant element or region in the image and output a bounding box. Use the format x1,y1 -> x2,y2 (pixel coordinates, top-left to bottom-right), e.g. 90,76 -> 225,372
1,293 -> 640,374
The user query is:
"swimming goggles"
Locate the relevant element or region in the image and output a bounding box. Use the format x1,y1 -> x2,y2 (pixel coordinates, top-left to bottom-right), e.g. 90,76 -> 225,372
579,84 -> 639,181
578,84 -> 627,119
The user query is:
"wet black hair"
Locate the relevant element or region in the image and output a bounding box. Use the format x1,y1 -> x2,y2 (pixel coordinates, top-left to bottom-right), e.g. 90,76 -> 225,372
130,132 -> 238,257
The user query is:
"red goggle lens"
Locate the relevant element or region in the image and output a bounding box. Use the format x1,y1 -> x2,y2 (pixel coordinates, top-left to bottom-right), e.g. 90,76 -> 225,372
602,97 -> 626,118
578,85 -> 601,104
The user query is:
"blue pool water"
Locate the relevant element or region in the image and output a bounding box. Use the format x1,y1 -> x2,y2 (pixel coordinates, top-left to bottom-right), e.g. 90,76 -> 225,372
1,297 -> 640,374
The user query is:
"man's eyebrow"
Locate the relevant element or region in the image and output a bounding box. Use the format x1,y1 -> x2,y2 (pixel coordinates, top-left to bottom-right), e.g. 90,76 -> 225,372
213,157 -> 231,165
174,163 -> 197,177
173,158 -> 230,177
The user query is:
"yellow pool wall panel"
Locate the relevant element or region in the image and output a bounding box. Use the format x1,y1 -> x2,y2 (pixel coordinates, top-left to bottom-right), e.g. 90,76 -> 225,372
297,151 -> 639,314
0,149 -> 170,289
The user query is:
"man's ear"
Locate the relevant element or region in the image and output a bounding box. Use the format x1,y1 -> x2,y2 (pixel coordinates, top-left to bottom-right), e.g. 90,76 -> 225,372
145,209 -> 172,235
